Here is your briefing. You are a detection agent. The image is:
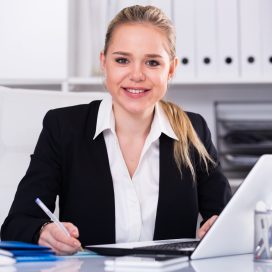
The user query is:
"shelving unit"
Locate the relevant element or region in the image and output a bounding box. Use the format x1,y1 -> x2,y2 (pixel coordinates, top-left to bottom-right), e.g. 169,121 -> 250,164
215,102 -> 272,180
0,0 -> 271,188
1,0 -> 271,93
2,76 -> 272,93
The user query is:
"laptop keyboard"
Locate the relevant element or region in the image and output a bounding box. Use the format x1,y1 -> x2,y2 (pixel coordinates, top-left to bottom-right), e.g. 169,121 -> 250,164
136,241 -> 199,252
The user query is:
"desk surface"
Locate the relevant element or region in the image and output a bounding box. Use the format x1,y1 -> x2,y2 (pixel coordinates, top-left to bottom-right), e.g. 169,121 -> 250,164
8,254 -> 272,272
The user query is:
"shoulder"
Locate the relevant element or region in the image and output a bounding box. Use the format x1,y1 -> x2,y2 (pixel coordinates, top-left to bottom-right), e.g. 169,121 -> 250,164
42,100 -> 101,136
185,111 -> 209,135
44,100 -> 101,123
47,100 -> 101,118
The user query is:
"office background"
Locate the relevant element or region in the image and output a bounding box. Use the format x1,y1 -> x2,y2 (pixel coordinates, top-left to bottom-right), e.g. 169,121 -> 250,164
0,0 -> 272,224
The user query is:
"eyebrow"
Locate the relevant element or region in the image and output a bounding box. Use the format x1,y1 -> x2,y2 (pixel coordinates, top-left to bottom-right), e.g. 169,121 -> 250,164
112,51 -> 163,58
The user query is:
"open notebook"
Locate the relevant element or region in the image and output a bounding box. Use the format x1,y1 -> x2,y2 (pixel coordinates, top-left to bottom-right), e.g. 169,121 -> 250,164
86,155 -> 272,259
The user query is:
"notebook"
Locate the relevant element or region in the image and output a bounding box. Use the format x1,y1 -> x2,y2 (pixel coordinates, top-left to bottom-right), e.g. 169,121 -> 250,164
0,241 -> 59,262
86,154 -> 272,260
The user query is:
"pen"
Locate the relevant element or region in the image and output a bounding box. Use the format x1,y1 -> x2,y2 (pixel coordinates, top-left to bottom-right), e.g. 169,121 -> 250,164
35,198 -> 83,251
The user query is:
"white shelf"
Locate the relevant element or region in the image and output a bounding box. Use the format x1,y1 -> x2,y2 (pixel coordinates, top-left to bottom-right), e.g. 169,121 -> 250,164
67,77 -> 103,85
0,79 -> 64,86
1,77 -> 272,91
68,77 -> 272,86
171,77 -> 272,85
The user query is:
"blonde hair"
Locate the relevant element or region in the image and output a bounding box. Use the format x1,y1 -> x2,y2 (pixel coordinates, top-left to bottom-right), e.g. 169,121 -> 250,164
104,5 -> 215,180
104,5 -> 175,60
160,101 -> 215,181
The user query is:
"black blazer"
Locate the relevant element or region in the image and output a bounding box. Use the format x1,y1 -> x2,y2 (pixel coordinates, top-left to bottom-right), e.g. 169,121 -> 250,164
1,100 -> 231,246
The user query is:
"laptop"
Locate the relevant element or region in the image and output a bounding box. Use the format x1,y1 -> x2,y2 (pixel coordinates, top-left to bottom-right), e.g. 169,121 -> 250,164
86,155 -> 272,260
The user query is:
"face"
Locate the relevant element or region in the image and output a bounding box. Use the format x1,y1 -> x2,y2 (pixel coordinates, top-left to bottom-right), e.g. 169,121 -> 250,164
100,23 -> 178,117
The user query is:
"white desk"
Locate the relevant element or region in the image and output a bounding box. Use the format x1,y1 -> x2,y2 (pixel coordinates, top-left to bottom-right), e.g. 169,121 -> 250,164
9,254 -> 271,272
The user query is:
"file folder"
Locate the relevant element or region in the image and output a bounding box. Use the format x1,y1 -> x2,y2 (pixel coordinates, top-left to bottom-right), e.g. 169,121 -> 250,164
76,0 -> 92,77
216,0 -> 239,78
195,0 -> 217,78
239,0 -> 261,77
90,0 -> 108,76
260,0 -> 272,76
0,241 -> 59,262
173,0 -> 196,79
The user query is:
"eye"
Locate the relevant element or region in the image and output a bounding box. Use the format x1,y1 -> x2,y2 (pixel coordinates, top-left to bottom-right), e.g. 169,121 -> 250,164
146,60 -> 160,67
115,58 -> 129,64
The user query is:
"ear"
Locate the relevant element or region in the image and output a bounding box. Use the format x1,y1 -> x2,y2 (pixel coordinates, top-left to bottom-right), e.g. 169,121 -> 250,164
100,51 -> 106,73
168,57 -> 179,80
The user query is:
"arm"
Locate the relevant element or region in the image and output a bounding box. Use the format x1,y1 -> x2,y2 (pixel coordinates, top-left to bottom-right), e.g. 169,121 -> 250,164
190,114 -> 232,233
0,110 -> 80,253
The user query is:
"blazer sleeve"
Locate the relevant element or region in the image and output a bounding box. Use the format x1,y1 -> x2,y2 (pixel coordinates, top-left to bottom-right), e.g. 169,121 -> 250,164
190,113 -> 232,225
0,110 -> 62,243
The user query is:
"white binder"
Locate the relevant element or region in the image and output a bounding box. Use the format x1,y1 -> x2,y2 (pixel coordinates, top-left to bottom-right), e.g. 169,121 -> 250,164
195,0 -> 217,78
90,0 -> 108,76
239,0 -> 261,77
74,0 -> 92,77
173,0 -> 196,79
260,0 -> 272,76
216,0 -> 239,78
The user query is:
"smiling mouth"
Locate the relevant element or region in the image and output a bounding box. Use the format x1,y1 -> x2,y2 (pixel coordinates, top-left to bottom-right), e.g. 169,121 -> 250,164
123,88 -> 151,94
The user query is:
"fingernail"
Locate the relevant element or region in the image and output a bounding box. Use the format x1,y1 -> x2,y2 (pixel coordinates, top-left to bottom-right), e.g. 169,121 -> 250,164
74,241 -> 80,247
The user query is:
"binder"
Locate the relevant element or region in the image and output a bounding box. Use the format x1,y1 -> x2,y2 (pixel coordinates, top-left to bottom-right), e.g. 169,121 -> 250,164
90,0 -> 108,76
75,0 -> 92,77
195,0 -> 217,78
173,0 -> 196,79
216,0 -> 239,78
0,241 -> 59,262
239,0 -> 261,77
260,0 -> 272,76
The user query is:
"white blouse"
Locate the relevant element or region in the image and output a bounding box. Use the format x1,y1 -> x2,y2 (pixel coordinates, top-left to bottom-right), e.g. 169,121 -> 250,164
93,97 -> 178,243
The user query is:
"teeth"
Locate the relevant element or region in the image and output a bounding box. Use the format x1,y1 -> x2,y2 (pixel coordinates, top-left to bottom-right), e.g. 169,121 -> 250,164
126,89 -> 145,94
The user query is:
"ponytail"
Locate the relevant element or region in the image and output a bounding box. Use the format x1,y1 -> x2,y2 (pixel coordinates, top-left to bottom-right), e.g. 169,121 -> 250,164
159,100 -> 215,181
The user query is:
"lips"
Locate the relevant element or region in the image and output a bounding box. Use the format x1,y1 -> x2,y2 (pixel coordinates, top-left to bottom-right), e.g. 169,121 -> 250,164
123,87 -> 151,94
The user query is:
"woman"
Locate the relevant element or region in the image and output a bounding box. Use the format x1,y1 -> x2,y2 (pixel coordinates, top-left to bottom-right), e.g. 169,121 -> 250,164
1,5 -> 231,255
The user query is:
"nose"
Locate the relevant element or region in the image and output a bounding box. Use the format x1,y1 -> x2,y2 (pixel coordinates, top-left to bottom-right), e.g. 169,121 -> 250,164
129,63 -> 146,82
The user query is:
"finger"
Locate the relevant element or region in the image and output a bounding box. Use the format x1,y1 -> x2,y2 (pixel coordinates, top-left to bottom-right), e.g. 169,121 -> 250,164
203,215 -> 218,231
63,222 -> 79,238
40,223 -> 81,254
52,239 -> 79,255
197,228 -> 206,239
47,231 -> 80,255
38,239 -> 61,254
39,231 -> 62,254
198,215 -> 218,239
51,226 -> 81,249
210,215 -> 218,223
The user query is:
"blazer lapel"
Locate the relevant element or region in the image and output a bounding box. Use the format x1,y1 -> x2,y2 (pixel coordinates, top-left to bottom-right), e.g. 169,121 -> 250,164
87,101 -> 116,243
153,134 -> 198,240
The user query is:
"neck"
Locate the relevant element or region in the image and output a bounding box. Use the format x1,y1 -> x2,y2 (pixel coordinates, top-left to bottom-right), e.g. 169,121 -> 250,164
113,104 -> 155,138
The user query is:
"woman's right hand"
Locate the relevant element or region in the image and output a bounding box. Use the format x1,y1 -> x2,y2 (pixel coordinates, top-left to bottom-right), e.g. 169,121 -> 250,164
38,222 -> 82,255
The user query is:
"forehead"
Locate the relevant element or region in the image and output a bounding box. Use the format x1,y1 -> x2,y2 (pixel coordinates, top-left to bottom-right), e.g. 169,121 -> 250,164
108,23 -> 170,57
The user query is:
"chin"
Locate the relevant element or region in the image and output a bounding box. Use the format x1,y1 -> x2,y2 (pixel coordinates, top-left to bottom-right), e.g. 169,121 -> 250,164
124,103 -> 155,116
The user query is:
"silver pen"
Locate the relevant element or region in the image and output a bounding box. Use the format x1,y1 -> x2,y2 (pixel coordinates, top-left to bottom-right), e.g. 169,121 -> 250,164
35,197 -> 71,236
35,198 -> 84,251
